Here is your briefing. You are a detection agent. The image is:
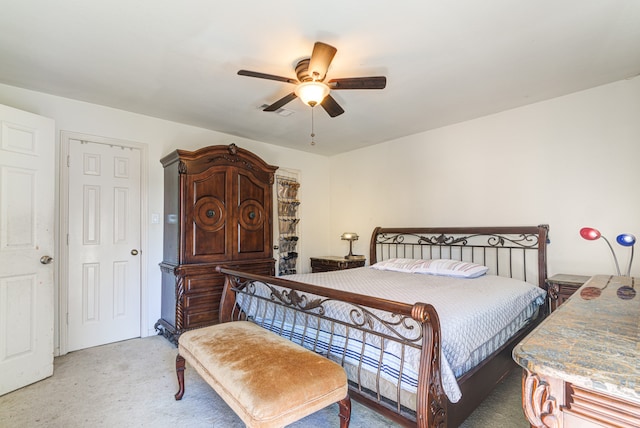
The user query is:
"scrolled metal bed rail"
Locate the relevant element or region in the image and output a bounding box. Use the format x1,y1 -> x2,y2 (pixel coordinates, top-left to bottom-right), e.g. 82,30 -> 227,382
217,266 -> 443,426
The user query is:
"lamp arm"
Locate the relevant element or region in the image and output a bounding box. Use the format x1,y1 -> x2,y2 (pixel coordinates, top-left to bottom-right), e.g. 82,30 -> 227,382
626,245 -> 634,277
601,236 -> 622,276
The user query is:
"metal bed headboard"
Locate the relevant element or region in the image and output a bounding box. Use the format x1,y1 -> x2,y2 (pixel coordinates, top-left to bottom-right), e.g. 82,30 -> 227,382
370,225 -> 549,289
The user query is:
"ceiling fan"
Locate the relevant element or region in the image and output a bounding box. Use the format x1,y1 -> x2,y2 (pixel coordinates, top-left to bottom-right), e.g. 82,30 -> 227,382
238,42 -> 386,118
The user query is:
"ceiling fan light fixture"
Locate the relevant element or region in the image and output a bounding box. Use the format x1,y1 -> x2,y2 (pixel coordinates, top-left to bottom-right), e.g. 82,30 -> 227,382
238,41 -> 385,117
295,81 -> 330,107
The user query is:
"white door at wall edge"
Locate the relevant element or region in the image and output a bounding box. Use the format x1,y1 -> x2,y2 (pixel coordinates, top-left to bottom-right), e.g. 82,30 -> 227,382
67,139 -> 141,352
0,104 -> 55,395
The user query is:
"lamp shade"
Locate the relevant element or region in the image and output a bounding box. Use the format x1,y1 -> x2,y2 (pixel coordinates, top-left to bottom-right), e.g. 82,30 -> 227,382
341,232 -> 359,241
580,227 -> 601,241
295,81 -> 330,107
616,233 -> 636,247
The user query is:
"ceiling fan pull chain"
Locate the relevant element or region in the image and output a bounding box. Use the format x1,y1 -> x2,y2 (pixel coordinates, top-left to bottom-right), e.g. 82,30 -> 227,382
310,108 -> 316,146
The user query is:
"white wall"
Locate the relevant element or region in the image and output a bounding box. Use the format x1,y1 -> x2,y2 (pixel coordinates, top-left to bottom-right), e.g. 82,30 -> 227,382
0,83 -> 332,340
3,75 -> 639,346
329,76 -> 640,277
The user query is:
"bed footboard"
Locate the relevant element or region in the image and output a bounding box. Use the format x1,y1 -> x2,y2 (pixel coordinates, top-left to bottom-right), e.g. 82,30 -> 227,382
217,266 -> 443,427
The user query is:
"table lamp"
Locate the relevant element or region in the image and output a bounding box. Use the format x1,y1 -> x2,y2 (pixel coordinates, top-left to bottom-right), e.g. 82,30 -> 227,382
341,232 -> 359,259
580,227 -> 636,276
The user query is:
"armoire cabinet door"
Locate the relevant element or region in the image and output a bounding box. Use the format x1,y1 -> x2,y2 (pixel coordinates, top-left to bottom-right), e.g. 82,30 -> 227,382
182,165 -> 274,263
234,169 -> 273,260
183,166 -> 230,263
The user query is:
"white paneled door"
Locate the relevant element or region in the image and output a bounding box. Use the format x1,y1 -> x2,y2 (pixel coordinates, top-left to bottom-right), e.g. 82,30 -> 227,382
67,139 -> 141,351
0,104 -> 55,395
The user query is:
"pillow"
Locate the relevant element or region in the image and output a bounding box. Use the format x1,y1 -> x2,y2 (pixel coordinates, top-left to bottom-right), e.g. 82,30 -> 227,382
370,258 -> 427,273
412,259 -> 489,278
371,258 -> 488,278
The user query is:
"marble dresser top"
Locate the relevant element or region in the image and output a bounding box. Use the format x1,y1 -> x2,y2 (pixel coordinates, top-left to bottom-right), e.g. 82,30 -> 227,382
513,275 -> 639,403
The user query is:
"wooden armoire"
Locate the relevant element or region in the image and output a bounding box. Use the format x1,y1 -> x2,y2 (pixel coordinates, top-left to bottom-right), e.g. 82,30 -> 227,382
155,144 -> 278,344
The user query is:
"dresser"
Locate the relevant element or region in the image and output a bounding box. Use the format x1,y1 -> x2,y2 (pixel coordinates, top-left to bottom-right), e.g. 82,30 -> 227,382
310,256 -> 366,273
155,144 -> 278,344
513,275 -> 640,427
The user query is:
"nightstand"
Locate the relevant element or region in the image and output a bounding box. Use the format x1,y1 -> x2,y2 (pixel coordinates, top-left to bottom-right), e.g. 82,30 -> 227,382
546,274 -> 591,312
310,256 -> 366,273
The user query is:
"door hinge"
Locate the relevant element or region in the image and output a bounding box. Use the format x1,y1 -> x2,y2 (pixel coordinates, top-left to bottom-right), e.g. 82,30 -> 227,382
67,155 -> 70,167
66,313 -> 69,325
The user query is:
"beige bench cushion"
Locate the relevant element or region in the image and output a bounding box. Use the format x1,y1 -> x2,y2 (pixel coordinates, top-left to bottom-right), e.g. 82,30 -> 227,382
179,321 -> 348,428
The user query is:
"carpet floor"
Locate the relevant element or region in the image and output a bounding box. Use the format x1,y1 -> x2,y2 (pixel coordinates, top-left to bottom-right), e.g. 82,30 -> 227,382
0,335 -> 529,427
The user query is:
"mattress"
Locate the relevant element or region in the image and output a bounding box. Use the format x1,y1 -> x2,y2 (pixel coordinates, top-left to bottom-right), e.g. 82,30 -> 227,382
236,267 -> 546,403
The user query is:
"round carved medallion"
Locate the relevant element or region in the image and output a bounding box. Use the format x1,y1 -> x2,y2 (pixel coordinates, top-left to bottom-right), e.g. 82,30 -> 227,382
193,196 -> 225,231
238,200 -> 264,231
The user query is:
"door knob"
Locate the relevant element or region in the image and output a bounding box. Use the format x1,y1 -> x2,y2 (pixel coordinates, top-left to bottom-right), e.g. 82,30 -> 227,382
131,249 -> 139,256
40,255 -> 53,264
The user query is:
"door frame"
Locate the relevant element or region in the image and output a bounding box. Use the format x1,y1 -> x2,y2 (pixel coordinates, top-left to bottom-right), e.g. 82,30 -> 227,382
57,130 -> 149,356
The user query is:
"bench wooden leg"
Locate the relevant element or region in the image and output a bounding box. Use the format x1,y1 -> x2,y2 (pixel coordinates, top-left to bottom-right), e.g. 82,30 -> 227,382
175,354 -> 185,400
338,395 -> 351,428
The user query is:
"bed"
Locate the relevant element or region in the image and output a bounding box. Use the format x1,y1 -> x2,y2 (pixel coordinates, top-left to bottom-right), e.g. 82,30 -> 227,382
216,225 -> 550,427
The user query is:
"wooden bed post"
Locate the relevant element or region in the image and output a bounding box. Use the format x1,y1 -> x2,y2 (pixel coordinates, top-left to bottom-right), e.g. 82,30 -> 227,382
217,266 -> 237,323
537,224 -> 549,289
412,302 -> 446,428
369,226 -> 382,265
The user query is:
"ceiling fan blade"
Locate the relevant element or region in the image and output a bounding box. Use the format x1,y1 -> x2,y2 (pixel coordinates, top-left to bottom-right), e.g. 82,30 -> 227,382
238,70 -> 298,85
263,92 -> 298,111
308,42 -> 337,81
320,94 -> 345,117
328,76 -> 387,90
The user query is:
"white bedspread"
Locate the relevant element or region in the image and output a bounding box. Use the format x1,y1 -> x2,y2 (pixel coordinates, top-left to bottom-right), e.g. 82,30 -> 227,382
273,267 -> 547,402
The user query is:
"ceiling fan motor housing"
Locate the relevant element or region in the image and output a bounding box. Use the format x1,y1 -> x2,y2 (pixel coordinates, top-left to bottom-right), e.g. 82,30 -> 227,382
295,59 -> 312,82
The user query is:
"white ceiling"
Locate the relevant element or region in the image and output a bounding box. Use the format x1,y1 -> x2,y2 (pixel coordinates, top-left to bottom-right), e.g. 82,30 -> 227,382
1,1 -> 639,156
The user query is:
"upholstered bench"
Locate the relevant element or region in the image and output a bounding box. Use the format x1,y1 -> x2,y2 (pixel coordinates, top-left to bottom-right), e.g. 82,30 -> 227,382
175,321 -> 351,428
